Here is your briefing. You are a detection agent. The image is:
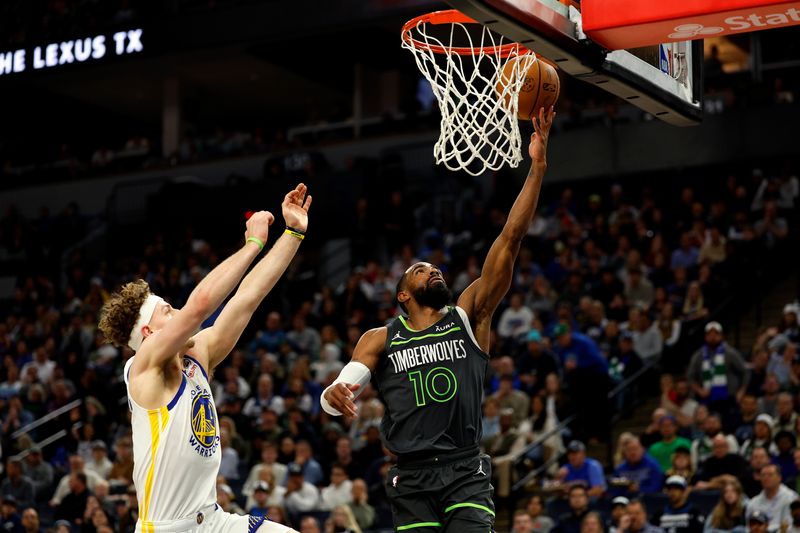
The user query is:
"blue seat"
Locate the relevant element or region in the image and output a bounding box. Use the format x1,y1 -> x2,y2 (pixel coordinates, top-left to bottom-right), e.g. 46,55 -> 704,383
641,493 -> 669,519
689,490 -> 721,515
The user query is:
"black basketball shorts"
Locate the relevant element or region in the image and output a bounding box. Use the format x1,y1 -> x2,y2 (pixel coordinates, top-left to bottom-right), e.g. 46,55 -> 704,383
385,445 -> 495,533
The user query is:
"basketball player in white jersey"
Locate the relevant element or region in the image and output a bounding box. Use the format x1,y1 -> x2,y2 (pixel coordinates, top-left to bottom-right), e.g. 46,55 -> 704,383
99,184 -> 312,533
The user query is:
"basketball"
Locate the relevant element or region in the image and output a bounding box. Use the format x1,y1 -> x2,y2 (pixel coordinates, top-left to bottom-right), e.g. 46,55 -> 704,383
497,57 -> 560,121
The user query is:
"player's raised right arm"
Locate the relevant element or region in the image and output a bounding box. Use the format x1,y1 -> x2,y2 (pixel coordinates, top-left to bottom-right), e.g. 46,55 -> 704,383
137,212 -> 272,369
320,327 -> 386,418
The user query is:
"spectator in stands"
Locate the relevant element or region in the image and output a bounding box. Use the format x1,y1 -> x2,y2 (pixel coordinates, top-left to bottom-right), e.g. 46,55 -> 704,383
754,201 -> 788,250
687,322 -> 747,425
326,505 -> 361,533
347,479 -> 375,531
743,447 -> 775,498
705,479 -> 747,533
748,351 -> 770,398
320,463 -> 353,510
287,313 -> 321,359
86,440 -> 112,480
558,440 -> 607,498
517,330 -> 560,395
694,434 -> 748,488
491,375 -> 530,426
642,408 -> 670,449
780,305 -> 800,344
733,394 -> 759,445
632,311 -> 662,366
775,394 -> 798,434
662,378 -> 699,428
21,448 -> 51,502
249,312 -> 287,354
619,500 -> 663,533
291,440 -> 324,487
742,415 -> 778,460
773,431 -> 798,484
608,496 -> 629,533
553,484 -> 592,533
109,437 -> 134,486
55,472 -> 89,525
671,233 -> 700,270
514,510 -> 535,533
625,269 -> 655,309
648,415 -> 692,472
248,481 -> 271,517
243,374 -> 286,418
581,512 -> 605,533
50,455 -> 102,508
1,458 -> 34,511
608,332 -> 644,397
300,516 -> 321,533
787,501 -> 800,533
0,497 -> 22,532
243,442 -> 288,500
664,446 -> 694,481
216,484 -> 245,515
691,413 -> 739,467
20,507 -> 39,533
527,495 -> 555,533
746,464 -> 798,531
613,437 -> 663,496
284,463 -> 320,514
759,375 -> 782,418
681,283 -> 709,322
748,513 -> 769,533
653,475 -> 704,533
498,293 -> 535,348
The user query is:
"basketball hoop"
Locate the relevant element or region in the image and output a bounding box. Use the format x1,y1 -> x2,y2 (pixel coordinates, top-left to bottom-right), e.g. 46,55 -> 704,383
402,10 -> 536,176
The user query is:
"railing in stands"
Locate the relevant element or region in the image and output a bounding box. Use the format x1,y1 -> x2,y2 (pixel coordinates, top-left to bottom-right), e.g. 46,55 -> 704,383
11,399 -> 82,440
510,359 -> 656,493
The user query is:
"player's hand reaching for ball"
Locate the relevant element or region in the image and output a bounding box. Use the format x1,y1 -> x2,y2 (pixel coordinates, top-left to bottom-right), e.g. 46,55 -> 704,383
529,105 -> 555,164
245,210 -> 274,245
282,183 -> 312,233
324,383 -> 361,418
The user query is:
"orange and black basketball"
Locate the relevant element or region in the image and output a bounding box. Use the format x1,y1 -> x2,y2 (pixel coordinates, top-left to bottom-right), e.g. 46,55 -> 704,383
497,56 -> 560,121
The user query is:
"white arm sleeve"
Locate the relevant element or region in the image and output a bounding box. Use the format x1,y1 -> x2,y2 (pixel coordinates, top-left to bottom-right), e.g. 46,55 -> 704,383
319,361 -> 372,416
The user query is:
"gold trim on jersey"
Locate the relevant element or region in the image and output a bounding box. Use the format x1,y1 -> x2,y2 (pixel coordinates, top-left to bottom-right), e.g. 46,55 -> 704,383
141,406 -> 168,532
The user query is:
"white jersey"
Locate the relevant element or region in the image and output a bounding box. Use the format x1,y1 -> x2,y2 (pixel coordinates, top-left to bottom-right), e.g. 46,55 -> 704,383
124,355 -> 221,527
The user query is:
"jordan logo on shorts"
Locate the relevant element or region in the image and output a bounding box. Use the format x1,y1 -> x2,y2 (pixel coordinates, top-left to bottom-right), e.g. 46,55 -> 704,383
476,461 -> 486,476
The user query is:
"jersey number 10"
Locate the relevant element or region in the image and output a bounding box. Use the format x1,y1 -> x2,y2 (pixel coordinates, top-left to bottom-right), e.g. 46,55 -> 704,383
408,367 -> 458,407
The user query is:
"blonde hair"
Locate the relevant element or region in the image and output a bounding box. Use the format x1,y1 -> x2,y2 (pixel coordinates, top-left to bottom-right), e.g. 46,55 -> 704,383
614,432 -> 636,466
709,480 -> 744,529
333,505 -> 362,533
98,280 -> 151,347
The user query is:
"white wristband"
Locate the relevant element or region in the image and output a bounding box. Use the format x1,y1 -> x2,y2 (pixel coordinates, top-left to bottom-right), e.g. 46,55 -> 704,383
320,361 -> 372,416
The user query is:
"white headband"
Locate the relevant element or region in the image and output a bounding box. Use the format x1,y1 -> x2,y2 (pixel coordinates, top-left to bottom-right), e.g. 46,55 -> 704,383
127,294 -> 165,351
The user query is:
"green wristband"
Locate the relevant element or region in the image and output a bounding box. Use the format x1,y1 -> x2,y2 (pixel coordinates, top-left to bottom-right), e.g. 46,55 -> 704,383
246,236 -> 264,251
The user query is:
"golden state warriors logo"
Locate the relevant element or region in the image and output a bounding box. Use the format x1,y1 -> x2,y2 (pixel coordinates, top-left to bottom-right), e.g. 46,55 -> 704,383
189,390 -> 219,456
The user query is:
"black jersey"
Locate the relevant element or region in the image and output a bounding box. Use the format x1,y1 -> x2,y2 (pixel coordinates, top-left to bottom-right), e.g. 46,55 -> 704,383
375,306 -> 489,456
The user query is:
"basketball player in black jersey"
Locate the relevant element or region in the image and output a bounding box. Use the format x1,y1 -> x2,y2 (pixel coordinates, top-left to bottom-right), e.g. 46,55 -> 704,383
321,106 -> 554,532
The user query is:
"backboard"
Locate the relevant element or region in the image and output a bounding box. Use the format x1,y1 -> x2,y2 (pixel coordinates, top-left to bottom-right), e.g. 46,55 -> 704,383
445,0 -> 704,125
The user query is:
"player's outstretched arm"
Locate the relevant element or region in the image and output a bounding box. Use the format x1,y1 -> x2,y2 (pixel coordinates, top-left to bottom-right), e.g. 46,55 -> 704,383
136,211 -> 273,370
320,327 -> 386,418
194,184 -> 312,370
457,106 -> 554,351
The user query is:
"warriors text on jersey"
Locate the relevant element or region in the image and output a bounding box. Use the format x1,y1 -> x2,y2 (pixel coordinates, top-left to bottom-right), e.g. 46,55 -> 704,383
124,355 -> 220,526
376,306 -> 489,455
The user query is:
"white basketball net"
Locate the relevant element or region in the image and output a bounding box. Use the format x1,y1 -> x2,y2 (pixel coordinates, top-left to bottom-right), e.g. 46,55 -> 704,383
402,17 -> 536,176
